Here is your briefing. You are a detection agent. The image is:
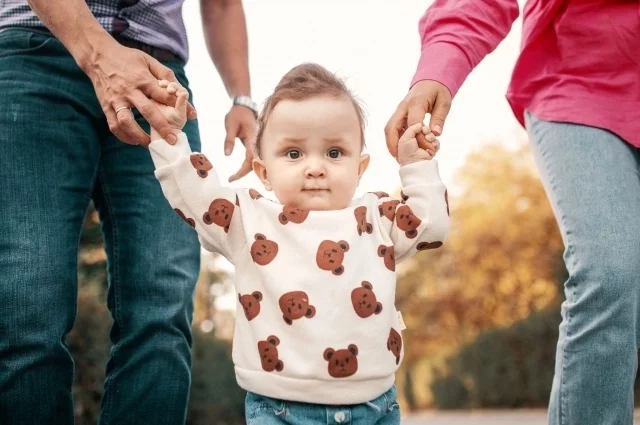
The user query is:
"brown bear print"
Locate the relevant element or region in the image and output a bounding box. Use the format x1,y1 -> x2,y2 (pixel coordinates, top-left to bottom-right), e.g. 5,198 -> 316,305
396,204 -> 422,239
238,291 -> 263,321
203,198 -> 234,233
249,188 -> 263,200
354,206 -> 373,235
323,344 -> 358,378
174,208 -> 195,228
370,191 -> 390,199
190,153 -> 213,178
400,190 -> 408,203
416,241 -> 443,251
316,240 -> 350,275
378,199 -> 400,221
377,244 -> 395,272
351,281 -> 382,318
279,206 -> 310,225
250,234 -> 279,266
387,328 -> 403,365
445,190 -> 449,216
279,291 -> 316,325
258,335 -> 284,372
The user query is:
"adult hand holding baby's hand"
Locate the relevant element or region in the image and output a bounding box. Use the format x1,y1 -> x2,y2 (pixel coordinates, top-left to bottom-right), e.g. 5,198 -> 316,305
157,80 -> 189,128
397,122 -> 440,165
385,80 -> 451,160
145,80 -> 189,147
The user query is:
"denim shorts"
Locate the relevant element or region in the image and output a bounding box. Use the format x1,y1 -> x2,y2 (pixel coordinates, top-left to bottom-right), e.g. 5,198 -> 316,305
245,385 -> 400,425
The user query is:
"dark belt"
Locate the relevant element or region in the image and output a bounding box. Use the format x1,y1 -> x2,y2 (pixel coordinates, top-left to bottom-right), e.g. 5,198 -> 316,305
113,35 -> 182,63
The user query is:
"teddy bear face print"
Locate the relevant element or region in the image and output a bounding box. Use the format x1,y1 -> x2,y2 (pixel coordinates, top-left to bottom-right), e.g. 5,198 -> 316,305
316,240 -> 350,275
250,233 -> 279,265
190,153 -> 213,178
323,344 -> 358,378
203,198 -> 234,233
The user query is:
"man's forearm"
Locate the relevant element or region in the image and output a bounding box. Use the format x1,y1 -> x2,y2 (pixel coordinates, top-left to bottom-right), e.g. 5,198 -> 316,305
200,0 -> 251,97
27,0 -> 117,72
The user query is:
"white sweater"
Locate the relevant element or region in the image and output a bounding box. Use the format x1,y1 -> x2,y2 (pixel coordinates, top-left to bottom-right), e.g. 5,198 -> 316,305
149,133 -> 450,405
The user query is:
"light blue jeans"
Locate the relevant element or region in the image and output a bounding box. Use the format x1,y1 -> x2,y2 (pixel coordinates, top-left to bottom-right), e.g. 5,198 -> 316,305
525,111 -> 640,425
245,385 -> 400,425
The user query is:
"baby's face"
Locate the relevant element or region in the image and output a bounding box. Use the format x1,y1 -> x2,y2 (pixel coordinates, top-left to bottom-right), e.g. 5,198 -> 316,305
253,95 -> 369,211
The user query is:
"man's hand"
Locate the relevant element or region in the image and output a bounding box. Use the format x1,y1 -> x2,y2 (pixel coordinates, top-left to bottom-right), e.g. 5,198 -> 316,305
225,105 -> 258,183
398,123 -> 440,166
85,40 -> 197,146
385,79 -> 451,159
146,81 -> 189,146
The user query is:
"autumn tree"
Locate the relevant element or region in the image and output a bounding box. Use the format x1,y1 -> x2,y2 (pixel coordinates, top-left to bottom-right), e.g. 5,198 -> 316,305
395,141 -> 564,409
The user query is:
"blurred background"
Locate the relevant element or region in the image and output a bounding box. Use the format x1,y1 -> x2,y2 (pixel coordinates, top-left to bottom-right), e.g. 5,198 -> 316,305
67,0 -> 640,424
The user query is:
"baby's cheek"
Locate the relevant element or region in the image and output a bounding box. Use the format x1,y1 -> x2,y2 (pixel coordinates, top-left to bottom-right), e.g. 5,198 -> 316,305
271,171 -> 300,203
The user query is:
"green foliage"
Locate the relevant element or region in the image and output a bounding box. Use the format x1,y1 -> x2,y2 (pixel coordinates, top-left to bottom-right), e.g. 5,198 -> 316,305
431,375 -> 469,410
431,306 -> 561,409
187,330 -> 246,425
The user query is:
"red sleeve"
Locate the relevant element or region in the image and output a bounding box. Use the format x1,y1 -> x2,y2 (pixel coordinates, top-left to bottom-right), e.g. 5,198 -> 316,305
411,0 -> 520,97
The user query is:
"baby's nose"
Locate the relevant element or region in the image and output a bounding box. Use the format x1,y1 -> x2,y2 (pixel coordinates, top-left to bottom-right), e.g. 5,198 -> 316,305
305,160 -> 326,178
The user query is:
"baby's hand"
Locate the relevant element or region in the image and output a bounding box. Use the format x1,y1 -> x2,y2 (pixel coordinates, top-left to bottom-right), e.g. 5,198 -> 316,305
397,122 -> 440,165
153,80 -> 189,131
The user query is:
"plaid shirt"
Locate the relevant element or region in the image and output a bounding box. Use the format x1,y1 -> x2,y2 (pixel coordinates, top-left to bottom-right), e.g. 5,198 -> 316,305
0,0 -> 189,62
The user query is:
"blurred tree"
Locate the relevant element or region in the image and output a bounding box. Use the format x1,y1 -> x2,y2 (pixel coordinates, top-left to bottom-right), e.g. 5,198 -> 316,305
68,204 -> 110,425
395,141 -> 564,409
187,329 -> 246,425
431,305 -> 561,409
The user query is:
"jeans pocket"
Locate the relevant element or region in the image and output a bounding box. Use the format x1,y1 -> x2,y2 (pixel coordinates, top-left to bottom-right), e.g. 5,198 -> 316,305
245,392 -> 287,424
0,29 -> 55,58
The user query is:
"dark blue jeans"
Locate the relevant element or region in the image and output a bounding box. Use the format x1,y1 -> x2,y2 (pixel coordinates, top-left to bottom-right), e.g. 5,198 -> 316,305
0,28 -> 201,424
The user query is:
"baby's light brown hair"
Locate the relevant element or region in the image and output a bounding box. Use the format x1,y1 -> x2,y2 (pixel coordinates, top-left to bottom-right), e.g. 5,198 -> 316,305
254,63 -> 367,158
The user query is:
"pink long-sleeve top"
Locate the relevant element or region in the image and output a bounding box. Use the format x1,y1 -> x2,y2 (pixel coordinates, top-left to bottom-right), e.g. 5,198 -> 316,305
412,0 -> 640,147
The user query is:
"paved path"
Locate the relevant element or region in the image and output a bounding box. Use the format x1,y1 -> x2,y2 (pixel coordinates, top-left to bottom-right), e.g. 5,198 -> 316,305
402,410 -> 547,424
403,410 -> 640,424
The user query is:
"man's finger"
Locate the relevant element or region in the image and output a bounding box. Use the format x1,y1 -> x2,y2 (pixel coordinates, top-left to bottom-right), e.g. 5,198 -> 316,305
224,119 -> 239,156
129,91 -> 177,144
146,55 -> 178,83
384,106 -> 407,158
145,55 -> 197,119
187,103 -> 197,120
228,157 -> 253,183
429,94 -> 451,136
109,106 -> 149,145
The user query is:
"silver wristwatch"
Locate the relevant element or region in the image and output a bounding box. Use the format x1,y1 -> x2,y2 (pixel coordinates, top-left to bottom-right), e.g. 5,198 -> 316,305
232,95 -> 259,118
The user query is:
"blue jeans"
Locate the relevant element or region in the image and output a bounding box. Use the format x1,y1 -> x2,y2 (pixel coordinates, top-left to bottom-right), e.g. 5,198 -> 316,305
0,29 -> 201,424
244,386 -> 401,425
525,111 -> 640,425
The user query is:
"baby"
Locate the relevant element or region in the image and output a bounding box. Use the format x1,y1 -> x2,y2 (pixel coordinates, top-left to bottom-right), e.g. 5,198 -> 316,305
148,63 -> 450,424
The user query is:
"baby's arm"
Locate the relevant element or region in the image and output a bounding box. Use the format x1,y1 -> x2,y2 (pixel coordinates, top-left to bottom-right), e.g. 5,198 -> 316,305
147,82 -> 246,262
381,123 -> 450,263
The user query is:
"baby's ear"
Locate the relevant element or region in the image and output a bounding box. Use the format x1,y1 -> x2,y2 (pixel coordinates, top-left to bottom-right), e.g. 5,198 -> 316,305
252,158 -> 272,191
357,154 -> 370,180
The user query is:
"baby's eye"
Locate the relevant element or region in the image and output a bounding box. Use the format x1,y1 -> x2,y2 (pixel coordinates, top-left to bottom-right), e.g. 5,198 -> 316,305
286,150 -> 301,159
327,148 -> 342,159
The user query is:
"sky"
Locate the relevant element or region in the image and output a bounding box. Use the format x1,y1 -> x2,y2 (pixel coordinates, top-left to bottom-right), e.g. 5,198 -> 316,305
181,0 -> 528,311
